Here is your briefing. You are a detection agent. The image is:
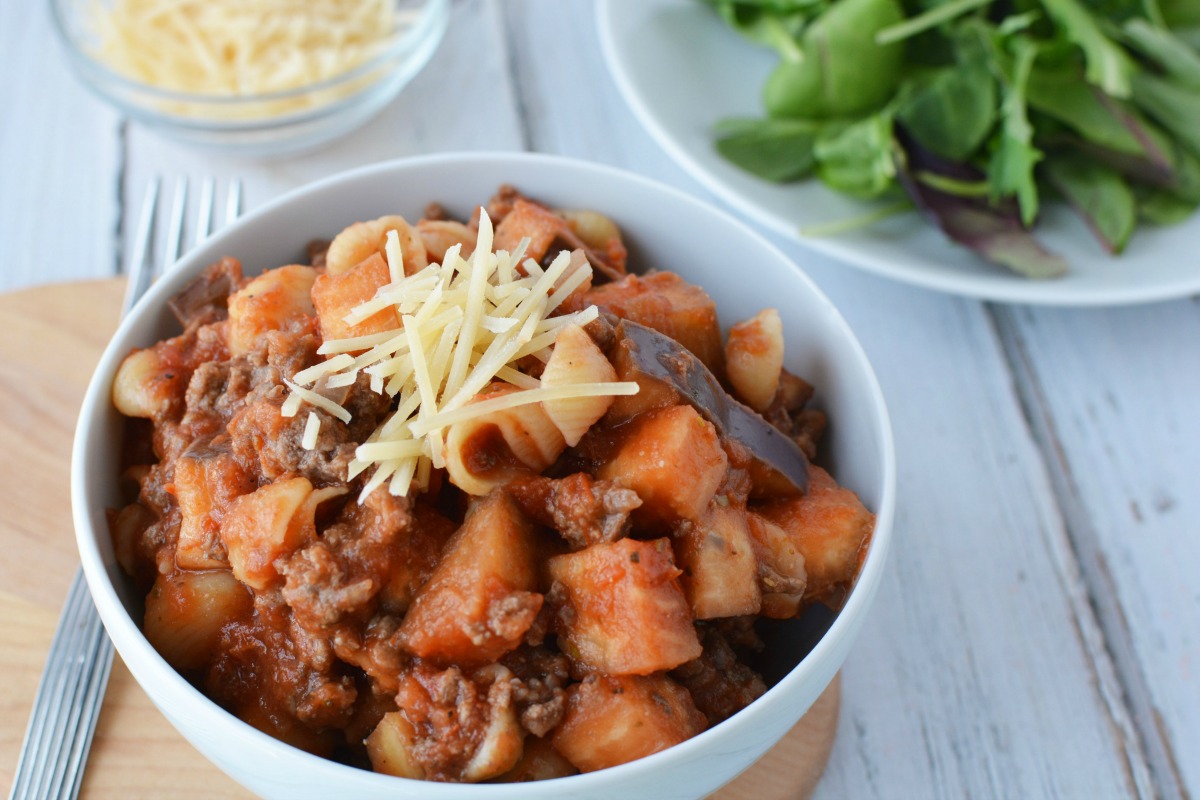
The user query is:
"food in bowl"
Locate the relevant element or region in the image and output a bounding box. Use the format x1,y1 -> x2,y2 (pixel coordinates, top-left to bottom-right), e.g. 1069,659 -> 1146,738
90,0 -> 411,100
51,0 -> 449,154
106,185 -> 875,783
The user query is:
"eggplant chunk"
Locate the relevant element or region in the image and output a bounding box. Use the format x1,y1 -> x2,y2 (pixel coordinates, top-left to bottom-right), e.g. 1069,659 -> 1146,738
613,320 -> 809,496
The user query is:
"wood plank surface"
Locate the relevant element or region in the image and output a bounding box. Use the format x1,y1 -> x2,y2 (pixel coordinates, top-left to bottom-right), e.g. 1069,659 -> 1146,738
2,0 -> 1197,798
0,5 -> 121,290
994,301 -> 1200,798
0,274 -> 839,799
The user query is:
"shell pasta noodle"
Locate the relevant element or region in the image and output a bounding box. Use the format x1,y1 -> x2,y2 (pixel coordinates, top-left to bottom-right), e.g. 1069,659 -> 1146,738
108,185 -> 877,782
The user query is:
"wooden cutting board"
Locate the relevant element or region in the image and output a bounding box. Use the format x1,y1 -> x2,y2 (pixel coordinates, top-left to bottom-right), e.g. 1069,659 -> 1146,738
0,279 -> 839,799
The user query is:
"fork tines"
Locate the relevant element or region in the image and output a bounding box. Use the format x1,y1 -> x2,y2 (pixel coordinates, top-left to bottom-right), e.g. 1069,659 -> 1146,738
122,176 -> 244,315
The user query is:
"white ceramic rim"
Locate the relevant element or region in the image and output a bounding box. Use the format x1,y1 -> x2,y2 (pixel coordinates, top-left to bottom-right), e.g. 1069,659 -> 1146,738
595,0 -> 1200,307
72,150 -> 897,796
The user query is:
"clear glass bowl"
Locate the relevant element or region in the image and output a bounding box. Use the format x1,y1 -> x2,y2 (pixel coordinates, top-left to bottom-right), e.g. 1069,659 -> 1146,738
50,0 -> 450,156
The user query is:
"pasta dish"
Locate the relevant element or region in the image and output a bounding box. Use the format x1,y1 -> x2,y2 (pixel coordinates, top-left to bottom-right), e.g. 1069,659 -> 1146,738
108,185 -> 875,782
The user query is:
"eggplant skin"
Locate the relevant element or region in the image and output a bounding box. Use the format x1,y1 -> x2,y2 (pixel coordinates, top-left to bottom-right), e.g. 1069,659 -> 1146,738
614,320 -> 809,496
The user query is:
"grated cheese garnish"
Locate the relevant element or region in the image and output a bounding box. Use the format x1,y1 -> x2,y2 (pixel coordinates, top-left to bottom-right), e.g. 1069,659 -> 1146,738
287,208 -> 638,501
89,0 -> 416,99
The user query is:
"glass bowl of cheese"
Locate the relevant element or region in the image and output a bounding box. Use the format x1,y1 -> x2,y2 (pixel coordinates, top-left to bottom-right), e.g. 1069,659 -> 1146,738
50,0 -> 449,156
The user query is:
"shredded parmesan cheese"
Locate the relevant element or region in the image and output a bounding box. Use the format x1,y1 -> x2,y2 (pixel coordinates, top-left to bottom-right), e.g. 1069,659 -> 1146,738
88,0 -> 420,115
301,411 -> 321,450
285,208 -> 638,501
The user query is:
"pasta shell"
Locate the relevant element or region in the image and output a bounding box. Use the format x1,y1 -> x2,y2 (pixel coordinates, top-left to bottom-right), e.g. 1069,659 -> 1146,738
143,570 -> 251,671
443,385 -> 567,496
725,308 -> 784,413
417,219 -> 477,263
366,712 -> 426,780
326,215 -> 428,277
541,324 -> 618,446
463,665 -> 525,782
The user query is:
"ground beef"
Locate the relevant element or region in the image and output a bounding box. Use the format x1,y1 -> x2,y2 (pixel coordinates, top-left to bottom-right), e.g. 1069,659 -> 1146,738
761,369 -> 826,460
207,595 -> 356,754
672,623 -> 766,726
279,490 -> 413,631
394,664 -> 503,782
502,647 -> 570,737
509,473 -> 641,550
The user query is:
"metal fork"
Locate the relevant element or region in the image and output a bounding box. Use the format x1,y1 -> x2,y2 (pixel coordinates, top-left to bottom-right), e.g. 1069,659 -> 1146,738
9,176 -> 243,800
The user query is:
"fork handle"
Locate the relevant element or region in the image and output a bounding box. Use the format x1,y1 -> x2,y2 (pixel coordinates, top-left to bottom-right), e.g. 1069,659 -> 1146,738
9,570 -> 115,800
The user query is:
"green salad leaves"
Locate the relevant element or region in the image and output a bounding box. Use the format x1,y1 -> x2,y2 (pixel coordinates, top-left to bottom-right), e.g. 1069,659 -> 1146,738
703,0 -> 1200,277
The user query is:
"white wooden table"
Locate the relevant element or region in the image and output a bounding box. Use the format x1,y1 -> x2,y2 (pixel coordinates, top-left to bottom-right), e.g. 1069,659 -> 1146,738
2,1 -> 1197,798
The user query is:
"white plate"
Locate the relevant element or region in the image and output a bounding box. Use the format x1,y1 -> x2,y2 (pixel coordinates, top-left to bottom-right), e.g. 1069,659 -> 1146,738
597,0 -> 1200,305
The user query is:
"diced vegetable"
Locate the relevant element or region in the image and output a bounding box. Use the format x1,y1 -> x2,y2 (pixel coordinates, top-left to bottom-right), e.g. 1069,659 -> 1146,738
174,446 -> 255,570
674,502 -> 761,619
398,491 -> 543,665
611,320 -> 809,497
755,464 -> 875,607
493,198 -> 570,264
598,405 -> 728,527
746,511 -> 808,619
547,538 -> 701,675
311,253 -> 398,342
550,673 -> 706,773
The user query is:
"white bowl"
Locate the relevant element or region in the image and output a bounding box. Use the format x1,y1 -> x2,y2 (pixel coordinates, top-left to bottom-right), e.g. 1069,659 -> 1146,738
72,152 -> 896,799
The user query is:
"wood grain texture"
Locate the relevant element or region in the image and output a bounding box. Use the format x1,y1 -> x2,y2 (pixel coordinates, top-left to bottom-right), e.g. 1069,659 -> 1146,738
0,279 -> 248,798
0,5 -> 121,292
2,0 -> 1197,798
994,301 -> 1200,798
0,278 -> 840,798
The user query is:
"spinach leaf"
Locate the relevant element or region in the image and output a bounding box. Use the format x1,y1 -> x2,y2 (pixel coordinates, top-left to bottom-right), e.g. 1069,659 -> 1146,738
1043,154 -> 1136,251
1130,72 -> 1200,158
1159,0 -> 1200,28
1137,190 -> 1200,224
763,0 -> 906,119
988,36 -> 1043,225
708,1 -> 811,60
1040,0 -> 1135,97
814,111 -> 899,198
896,38 -> 997,161
714,117 -> 822,181
875,0 -> 994,45
1025,65 -> 1174,169
1120,19 -> 1200,88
